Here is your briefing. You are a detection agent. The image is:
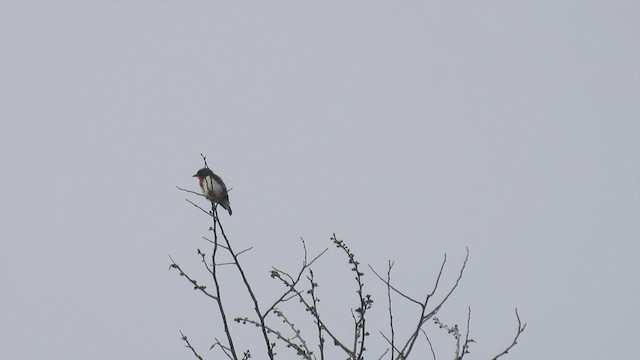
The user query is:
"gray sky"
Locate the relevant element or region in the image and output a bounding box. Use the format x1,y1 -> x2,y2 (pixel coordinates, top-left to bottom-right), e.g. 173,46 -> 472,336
1,2 -> 638,359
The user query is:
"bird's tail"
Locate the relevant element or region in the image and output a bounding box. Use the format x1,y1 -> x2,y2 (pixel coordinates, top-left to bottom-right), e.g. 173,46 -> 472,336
219,200 -> 232,216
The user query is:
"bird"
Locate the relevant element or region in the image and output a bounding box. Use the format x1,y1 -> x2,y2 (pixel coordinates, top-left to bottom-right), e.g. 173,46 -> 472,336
193,167 -> 232,215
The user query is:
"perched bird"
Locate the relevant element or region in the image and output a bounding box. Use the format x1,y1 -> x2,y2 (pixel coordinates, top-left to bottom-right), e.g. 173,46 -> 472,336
193,167 -> 232,215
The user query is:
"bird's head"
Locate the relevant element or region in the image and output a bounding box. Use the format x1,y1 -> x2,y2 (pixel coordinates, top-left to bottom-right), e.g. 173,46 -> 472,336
193,167 -> 214,179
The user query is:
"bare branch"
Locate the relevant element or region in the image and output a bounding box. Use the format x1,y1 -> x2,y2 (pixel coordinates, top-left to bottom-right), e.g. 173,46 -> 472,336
491,308 -> 526,360
177,185 -> 208,199
236,246 -> 254,257
214,208 -> 274,359
169,255 -> 218,300
308,269 -> 325,360
235,316 -> 313,360
386,261 -> 395,360
432,317 -> 461,359
424,248 -> 470,321
180,330 -> 204,360
274,308 -> 313,359
459,307 -> 474,360
210,338 -> 234,360
263,241 -> 328,318
208,205 -> 239,360
241,350 -> 251,360
369,264 -> 423,307
332,234 -> 372,359
197,249 -> 214,275
396,248 -> 470,360
185,197 -> 213,217
377,348 -> 390,360
379,331 -> 403,358
200,153 -> 210,169
270,265 -> 353,357
419,328 -> 436,360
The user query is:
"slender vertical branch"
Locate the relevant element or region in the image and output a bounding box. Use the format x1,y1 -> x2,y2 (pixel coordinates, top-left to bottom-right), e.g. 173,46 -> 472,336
458,307 -> 473,359
491,308 -> 526,360
419,329 -> 437,360
332,234 -> 372,359
215,207 -> 274,359
308,269 -> 325,360
386,261 -> 395,360
210,205 -> 239,360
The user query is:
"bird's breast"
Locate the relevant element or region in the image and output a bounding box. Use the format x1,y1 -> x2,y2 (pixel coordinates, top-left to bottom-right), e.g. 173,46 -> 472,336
202,176 -> 228,201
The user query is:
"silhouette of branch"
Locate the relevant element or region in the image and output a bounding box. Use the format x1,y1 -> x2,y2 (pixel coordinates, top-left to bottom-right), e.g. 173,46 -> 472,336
368,266 -> 424,307
179,330 -> 204,360
419,328 -> 436,360
185,197 -> 212,216
432,317 -> 461,358
264,239 -> 328,318
331,234 -> 372,359
305,268 -> 326,360
210,337 -> 234,360
379,331 -> 403,358
208,205 -> 240,360
377,348 -> 390,360
169,256 -> 218,300
424,248 -> 470,321
386,261 -> 395,360
459,307 -> 474,359
274,308 -> 313,358
214,207 -> 275,359
200,153 -> 210,169
235,314 -> 313,360
177,185 -> 208,199
491,309 -> 526,360
270,265 -> 353,357
390,248 -> 469,360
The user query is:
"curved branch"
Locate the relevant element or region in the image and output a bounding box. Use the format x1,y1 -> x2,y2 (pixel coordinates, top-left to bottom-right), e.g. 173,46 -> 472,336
491,308 -> 526,360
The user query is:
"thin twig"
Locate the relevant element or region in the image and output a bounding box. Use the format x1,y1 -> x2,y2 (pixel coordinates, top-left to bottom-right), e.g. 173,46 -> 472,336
179,330 -> 204,360
215,209 -> 275,359
235,316 -> 313,360
185,198 -> 213,216
432,317 -> 461,359
386,261 -> 395,360
271,267 -> 353,357
396,248 -> 470,360
177,185 -> 207,198
459,306 -> 473,359
491,308 -> 526,360
308,269 -> 325,360
197,249 -> 214,275
380,332 -> 403,357
368,266 -> 424,307
377,348 -> 390,360
424,248 -> 470,321
169,255 -> 218,300
332,234 -> 371,359
210,338 -> 234,360
263,242 -> 328,318
419,328 -> 436,360
275,308 -> 313,358
209,205 -> 239,360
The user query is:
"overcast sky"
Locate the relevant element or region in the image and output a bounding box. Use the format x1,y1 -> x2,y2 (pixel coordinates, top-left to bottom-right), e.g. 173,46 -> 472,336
1,2 -> 638,360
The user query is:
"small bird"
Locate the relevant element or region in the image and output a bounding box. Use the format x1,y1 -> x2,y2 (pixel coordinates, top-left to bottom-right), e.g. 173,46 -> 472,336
193,167 -> 232,215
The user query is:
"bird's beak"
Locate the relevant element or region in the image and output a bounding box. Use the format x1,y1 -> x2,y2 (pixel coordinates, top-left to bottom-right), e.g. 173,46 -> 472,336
193,174 -> 198,177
